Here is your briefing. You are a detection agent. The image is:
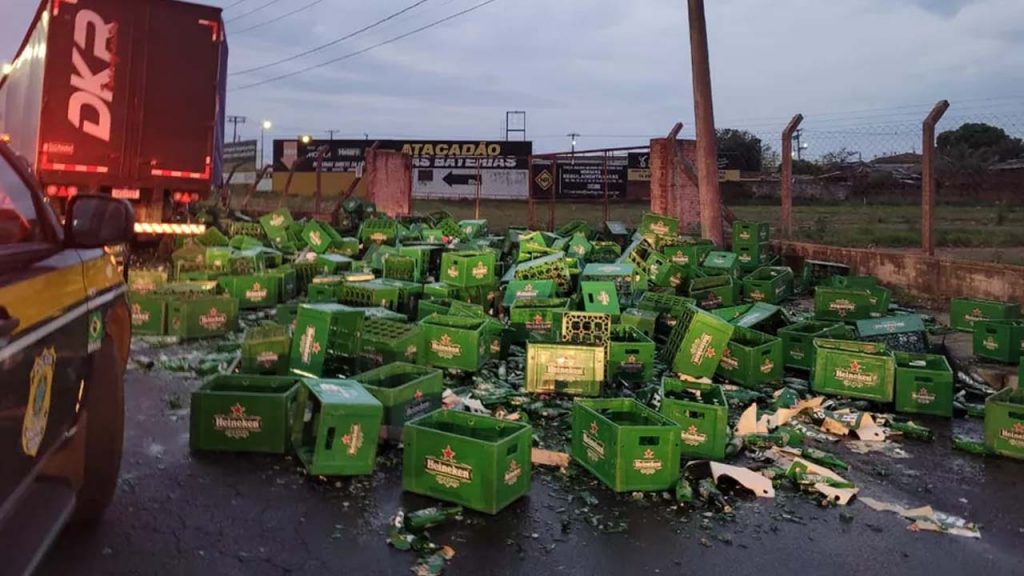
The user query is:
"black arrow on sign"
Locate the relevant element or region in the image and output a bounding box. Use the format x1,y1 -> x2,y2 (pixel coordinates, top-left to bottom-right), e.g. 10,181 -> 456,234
442,171 -> 482,187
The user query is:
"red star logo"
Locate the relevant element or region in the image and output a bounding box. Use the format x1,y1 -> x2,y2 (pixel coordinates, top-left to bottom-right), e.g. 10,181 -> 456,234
1014,423 -> 1024,433
705,347 -> 716,359
312,342 -> 322,354
643,449 -> 654,459
972,308 -> 982,317
687,425 -> 698,434
533,315 -> 543,323
442,445 -> 456,461
414,389 -> 423,401
850,361 -> 861,372
230,403 -> 245,417
722,347 -> 732,358
342,433 -> 353,446
590,422 -> 599,435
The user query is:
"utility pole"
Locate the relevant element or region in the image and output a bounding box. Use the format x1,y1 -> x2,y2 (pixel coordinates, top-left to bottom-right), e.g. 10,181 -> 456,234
227,115 -> 247,142
567,132 -> 579,165
687,0 -> 723,246
326,129 -> 340,141
793,129 -> 803,161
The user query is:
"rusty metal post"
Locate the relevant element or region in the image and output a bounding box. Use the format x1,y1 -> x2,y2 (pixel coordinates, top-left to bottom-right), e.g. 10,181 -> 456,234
922,100 -> 950,256
549,158 -> 557,232
475,163 -> 482,219
781,114 -> 804,240
314,145 -> 328,215
603,152 -> 610,223
687,0 -> 723,246
528,156 -> 536,229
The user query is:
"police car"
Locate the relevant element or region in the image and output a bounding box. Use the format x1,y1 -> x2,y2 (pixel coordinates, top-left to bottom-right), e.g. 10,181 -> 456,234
0,142 -> 133,574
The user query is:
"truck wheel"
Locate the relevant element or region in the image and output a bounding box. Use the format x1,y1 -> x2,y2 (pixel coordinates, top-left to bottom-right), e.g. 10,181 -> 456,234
72,335 -> 125,522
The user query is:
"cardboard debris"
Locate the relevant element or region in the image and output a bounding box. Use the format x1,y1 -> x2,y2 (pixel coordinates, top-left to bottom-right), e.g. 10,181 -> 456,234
708,462 -> 775,498
766,396 -> 824,429
736,404 -> 770,436
531,448 -> 570,469
859,497 -> 981,539
785,458 -> 859,506
852,413 -> 886,442
847,441 -> 911,459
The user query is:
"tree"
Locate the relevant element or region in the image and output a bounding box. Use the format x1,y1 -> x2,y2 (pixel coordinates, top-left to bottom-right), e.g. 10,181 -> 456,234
716,129 -> 763,172
819,147 -> 859,168
937,122 -> 1024,163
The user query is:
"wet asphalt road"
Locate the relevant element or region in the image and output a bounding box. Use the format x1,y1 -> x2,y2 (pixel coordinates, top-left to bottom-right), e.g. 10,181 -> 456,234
38,365 -> 1024,576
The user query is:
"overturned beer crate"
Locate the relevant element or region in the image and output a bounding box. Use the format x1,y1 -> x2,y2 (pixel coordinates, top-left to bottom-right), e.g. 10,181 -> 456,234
973,320 -> 1024,364
571,398 -> 682,492
581,262 -> 642,303
856,315 -> 927,353
509,298 -> 570,342
525,342 -> 605,396
581,281 -> 622,319
357,317 -> 423,370
778,320 -> 853,371
950,298 -> 1021,332
800,260 -> 851,289
502,279 -> 557,308
701,251 -> 740,280
619,308 -> 659,339
984,388 -> 1024,460
290,379 -> 382,476
241,324 -> 291,375
814,287 -> 888,322
441,250 -> 497,288
337,279 -> 400,310
713,302 -> 789,335
743,267 -> 793,304
351,362 -> 443,441
402,409 -> 532,514
894,352 -> 953,417
639,213 -> 679,246
661,305 -> 735,378
421,314 -> 497,371
689,275 -> 734,310
561,311 -> 612,347
289,304 -> 364,377
166,295 -> 239,340
515,254 -> 573,294
608,326 -> 656,384
716,327 -> 783,388
659,377 -> 729,461
190,375 -> 301,453
811,339 -> 896,402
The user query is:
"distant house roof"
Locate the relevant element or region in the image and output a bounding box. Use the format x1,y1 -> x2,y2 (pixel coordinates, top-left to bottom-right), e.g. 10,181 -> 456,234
991,159 -> 1024,171
871,153 -> 922,165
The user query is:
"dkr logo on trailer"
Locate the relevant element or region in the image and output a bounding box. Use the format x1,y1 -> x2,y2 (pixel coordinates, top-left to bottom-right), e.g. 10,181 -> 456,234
68,8 -> 117,142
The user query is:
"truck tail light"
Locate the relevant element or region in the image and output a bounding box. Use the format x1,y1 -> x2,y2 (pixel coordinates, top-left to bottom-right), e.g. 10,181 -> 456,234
134,222 -> 206,235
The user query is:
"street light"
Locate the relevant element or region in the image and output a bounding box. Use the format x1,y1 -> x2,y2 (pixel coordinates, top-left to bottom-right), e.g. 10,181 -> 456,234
259,120 -> 272,167
300,135 -> 312,144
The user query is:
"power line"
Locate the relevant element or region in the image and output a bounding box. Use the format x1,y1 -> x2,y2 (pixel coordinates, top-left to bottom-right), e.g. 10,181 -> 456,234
223,0 -> 249,9
232,0 -> 502,91
231,0 -> 431,76
231,0 -> 326,35
226,0 -> 287,23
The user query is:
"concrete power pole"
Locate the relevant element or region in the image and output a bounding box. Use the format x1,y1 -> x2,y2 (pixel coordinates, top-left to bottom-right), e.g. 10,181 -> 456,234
687,0 -> 723,246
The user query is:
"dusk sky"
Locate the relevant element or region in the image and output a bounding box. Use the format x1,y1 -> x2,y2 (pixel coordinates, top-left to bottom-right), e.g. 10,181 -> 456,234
3,0 -> 1022,155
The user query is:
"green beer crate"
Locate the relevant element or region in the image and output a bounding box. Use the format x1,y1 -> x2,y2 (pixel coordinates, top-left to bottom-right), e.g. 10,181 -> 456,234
421,314 -> 495,371
359,217 -> 399,245
778,321 -> 852,371
581,262 -> 642,303
375,278 -> 423,316
424,282 -> 458,300
662,305 -> 735,378
289,303 -> 365,377
266,266 -> 298,302
218,275 -> 280,309
689,275 -> 734,310
950,298 -> 1021,332
815,287 -> 881,321
811,339 -> 896,402
973,320 -> 1024,364
189,375 -> 301,453
716,327 -> 783,388
440,250 -> 496,288
801,260 -> 851,289
857,315 -> 927,352
129,293 -> 168,335
205,246 -> 233,272
509,298 -> 570,342
652,263 -> 689,291
516,254 -> 573,294
984,388 -> 1024,460
166,295 -> 238,340
399,245 -> 443,281
566,233 -> 593,260
659,377 -> 729,460
275,303 -> 299,331
893,352 -> 953,417
525,342 -> 605,396
502,279 -> 557,308
732,221 -> 770,245
291,379 -> 382,476
662,240 -> 714,268
734,242 -> 771,271
743,267 -> 793,304
351,362 -> 443,441
829,275 -> 878,290
418,298 -> 454,321
608,326 -> 656,384
581,281 -> 621,319
401,409 -> 532,514
333,237 -> 361,258
128,269 -> 167,294
713,302 -> 789,335
458,219 -> 488,239
619,308 -> 659,339
383,255 -> 417,282
259,209 -> 294,243
337,280 -> 400,310
357,317 -> 423,370
228,249 -> 266,276
636,291 -> 694,314
639,213 -> 679,245
315,253 -> 354,275
701,251 -> 740,279
561,311 -> 612,347
302,221 -> 342,254
571,398 -> 682,492
241,324 -> 291,375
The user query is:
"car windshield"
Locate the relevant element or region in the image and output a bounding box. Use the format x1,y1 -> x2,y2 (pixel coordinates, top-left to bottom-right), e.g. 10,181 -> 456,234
0,155 -> 41,245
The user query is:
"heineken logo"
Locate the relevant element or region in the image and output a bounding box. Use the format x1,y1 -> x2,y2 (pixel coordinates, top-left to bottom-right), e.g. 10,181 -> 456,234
447,265 -> 460,279
270,214 -> 285,226
503,460 -> 523,486
573,244 -> 586,256
620,354 -> 643,373
633,449 -> 663,476
426,446 -> 474,489
750,289 -> 765,302
405,397 -> 432,418
245,282 -> 268,302
597,291 -> 611,306
370,232 -> 387,243
526,315 -> 552,331
983,336 -> 999,351
719,347 -> 739,371
689,333 -> 716,365
582,424 -> 606,462
490,338 -> 501,354
700,293 -> 722,308
214,403 -> 263,439
130,303 -> 151,325
597,265 -> 618,273
546,358 -> 585,378
299,326 -> 322,365
738,253 -> 751,263
464,225 -> 473,234
999,422 -> 1024,446
873,320 -> 906,333
669,273 -> 683,288
256,351 -> 279,367
649,221 -> 670,236
911,387 -> 936,405
738,230 -> 751,241
132,278 -> 156,293
431,334 -> 463,359
965,308 -> 987,324
649,263 -> 660,277
760,357 -> 775,374
318,383 -> 356,398
834,360 -> 878,389
790,348 -> 805,360
309,230 -> 323,247
829,299 -> 856,317
680,424 -> 708,447
472,262 -> 489,280
671,252 -> 690,264
405,344 -> 419,360
199,308 -> 228,331
341,423 -> 364,456
516,284 -> 538,299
